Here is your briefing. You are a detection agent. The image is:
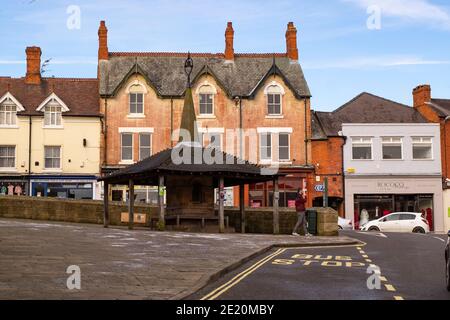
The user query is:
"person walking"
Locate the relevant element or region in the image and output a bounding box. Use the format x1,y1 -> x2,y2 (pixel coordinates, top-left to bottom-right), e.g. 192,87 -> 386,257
292,189 -> 311,236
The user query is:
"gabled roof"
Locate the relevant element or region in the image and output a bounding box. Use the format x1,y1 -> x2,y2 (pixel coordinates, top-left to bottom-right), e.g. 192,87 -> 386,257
313,92 -> 427,137
0,92 -> 25,111
99,53 -> 311,99
99,145 -> 283,185
0,77 -> 100,117
428,99 -> 450,117
36,92 -> 70,112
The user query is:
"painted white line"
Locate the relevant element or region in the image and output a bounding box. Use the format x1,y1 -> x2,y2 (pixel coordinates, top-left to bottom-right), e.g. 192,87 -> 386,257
356,231 -> 387,238
433,237 -> 446,243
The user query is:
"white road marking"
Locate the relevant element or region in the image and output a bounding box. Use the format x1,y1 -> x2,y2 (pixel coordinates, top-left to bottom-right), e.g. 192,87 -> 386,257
356,231 -> 387,238
433,237 -> 445,243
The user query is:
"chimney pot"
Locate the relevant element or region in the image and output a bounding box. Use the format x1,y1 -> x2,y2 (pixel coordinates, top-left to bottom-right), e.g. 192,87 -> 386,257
25,46 -> 42,85
285,22 -> 299,61
413,84 -> 431,109
224,21 -> 234,61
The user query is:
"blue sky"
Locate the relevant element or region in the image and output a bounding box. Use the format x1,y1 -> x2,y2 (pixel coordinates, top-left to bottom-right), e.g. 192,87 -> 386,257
0,0 -> 449,111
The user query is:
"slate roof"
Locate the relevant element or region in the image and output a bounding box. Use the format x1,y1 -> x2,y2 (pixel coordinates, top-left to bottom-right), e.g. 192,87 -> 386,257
99,144 -> 283,185
312,92 -> 427,137
99,53 -> 311,99
0,77 -> 100,117
429,99 -> 450,117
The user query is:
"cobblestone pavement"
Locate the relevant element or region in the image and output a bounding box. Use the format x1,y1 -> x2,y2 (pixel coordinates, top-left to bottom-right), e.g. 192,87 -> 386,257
0,218 -> 358,300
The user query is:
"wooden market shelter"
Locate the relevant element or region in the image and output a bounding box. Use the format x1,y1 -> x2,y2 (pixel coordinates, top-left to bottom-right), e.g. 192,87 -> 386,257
98,54 -> 285,233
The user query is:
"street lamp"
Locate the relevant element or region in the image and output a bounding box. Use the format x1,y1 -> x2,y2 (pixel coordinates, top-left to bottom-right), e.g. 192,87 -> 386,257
184,52 -> 193,88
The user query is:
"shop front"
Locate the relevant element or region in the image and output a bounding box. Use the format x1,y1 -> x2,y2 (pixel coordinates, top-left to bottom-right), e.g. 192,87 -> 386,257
248,173 -> 309,208
0,177 -> 29,196
345,176 -> 444,232
30,176 -> 97,200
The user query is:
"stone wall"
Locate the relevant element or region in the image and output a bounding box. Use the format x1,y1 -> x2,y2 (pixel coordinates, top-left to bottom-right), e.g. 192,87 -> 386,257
0,196 -> 157,227
0,196 -> 338,235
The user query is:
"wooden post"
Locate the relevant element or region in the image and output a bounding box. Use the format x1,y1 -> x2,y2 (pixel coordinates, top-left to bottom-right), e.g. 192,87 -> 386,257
273,177 -> 280,234
103,182 -> 109,228
219,177 -> 225,233
239,183 -> 245,233
158,175 -> 165,229
128,179 -> 134,230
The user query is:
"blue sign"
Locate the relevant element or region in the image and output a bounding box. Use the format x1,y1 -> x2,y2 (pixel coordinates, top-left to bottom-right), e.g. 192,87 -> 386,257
314,184 -> 325,192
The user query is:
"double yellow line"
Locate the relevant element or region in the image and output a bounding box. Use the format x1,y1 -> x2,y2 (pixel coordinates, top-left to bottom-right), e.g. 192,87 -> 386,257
201,248 -> 286,300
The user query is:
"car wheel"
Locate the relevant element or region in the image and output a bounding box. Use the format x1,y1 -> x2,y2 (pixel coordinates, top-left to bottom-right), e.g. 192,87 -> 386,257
446,256 -> 450,292
368,226 -> 379,232
413,227 -> 425,234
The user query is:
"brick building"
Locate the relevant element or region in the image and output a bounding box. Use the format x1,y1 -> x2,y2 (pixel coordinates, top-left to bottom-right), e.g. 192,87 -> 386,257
413,84 -> 450,231
97,21 -> 315,207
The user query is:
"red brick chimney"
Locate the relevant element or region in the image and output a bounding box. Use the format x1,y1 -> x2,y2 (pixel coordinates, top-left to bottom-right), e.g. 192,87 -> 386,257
98,20 -> 109,61
25,46 -> 42,85
224,22 -> 234,61
285,22 -> 298,61
413,84 -> 431,109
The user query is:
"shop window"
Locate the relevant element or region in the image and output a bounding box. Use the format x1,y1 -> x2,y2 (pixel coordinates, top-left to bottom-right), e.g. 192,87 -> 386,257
0,146 -> 15,168
121,133 -> 133,161
260,133 -> 272,161
44,146 -> 61,169
351,137 -> 372,160
382,137 -> 402,160
139,133 -> 152,161
279,133 -> 290,161
412,137 -> 432,160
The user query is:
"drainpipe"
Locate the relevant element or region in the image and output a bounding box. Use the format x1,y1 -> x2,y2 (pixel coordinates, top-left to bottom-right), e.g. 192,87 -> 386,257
103,97 -> 108,172
341,135 -> 347,218
444,116 -> 450,180
28,115 -> 32,195
304,97 -> 308,165
170,98 -> 174,148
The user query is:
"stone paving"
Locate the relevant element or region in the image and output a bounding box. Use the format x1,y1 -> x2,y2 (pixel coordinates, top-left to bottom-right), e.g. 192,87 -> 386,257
0,218 -> 359,300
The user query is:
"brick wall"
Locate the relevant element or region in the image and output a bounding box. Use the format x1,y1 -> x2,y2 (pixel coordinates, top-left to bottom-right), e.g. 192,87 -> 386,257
310,137 -> 345,215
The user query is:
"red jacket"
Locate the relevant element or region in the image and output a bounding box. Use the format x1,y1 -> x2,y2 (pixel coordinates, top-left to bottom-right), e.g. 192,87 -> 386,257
295,196 -> 307,212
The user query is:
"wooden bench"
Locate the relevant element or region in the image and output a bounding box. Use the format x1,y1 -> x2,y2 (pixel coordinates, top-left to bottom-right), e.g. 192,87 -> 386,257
156,215 -> 229,229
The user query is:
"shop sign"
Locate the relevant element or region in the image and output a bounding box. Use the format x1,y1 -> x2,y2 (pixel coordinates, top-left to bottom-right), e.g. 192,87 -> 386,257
376,181 -> 409,192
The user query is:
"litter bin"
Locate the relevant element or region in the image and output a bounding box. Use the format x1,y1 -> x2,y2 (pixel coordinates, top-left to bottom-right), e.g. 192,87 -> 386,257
306,209 -> 317,235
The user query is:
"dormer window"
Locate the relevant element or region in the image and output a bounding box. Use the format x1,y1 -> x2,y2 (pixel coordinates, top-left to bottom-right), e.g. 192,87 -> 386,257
128,84 -> 145,116
0,101 -> 17,126
196,82 -> 217,116
36,93 -> 69,128
264,82 -> 285,116
44,103 -> 62,127
0,93 -> 24,127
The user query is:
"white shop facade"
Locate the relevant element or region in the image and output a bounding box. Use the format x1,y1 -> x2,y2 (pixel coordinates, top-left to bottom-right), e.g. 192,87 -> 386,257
342,123 -> 445,232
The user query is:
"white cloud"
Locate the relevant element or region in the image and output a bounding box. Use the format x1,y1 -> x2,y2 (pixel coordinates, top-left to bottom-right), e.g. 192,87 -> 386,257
303,55 -> 450,69
343,0 -> 450,29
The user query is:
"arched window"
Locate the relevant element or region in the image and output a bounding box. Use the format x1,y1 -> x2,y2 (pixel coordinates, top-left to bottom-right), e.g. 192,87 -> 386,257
264,82 -> 285,115
0,98 -> 17,126
198,84 -> 216,115
128,83 -> 145,115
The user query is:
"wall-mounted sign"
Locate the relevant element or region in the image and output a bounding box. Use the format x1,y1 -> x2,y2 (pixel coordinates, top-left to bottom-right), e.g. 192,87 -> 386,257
314,184 -> 325,192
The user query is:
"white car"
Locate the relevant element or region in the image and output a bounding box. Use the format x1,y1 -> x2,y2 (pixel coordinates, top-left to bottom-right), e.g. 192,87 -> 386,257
338,216 -> 353,230
360,212 -> 429,233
